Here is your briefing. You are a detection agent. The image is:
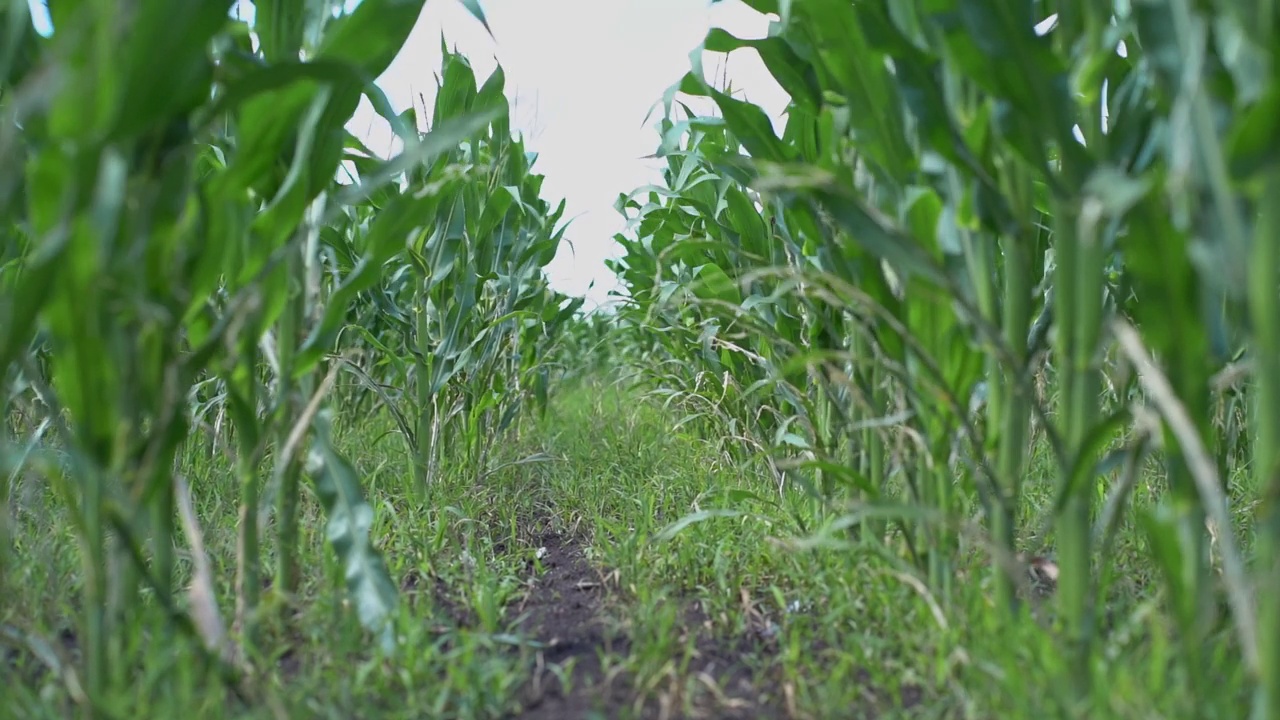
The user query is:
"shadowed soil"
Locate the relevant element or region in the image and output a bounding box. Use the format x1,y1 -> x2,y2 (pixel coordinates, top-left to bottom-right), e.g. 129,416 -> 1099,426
512,531 -> 630,719
509,530 -> 785,720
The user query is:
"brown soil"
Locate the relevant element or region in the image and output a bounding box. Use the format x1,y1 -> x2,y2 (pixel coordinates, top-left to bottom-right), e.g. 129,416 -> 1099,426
509,531 -> 785,720
511,531 -> 631,719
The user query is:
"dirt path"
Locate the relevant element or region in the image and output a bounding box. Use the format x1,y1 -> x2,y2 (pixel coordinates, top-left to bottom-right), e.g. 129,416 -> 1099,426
510,531 -> 780,720
513,532 -> 627,719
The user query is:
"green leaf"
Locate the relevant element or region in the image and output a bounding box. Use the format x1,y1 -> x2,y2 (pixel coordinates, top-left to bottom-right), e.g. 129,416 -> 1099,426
703,28 -> 821,112
458,0 -> 495,39
766,172 -> 950,288
305,410 -> 399,653
107,0 -> 233,142
254,0 -> 307,61
675,59 -> 794,164
331,108 -> 500,210
316,0 -> 427,80
654,509 -> 748,542
1226,90 -> 1280,181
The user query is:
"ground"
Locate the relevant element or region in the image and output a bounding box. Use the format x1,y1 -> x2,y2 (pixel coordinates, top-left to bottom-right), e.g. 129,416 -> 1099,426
3,378 -> 1191,719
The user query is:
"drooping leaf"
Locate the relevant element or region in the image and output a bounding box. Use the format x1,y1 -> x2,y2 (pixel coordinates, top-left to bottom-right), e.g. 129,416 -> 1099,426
304,410 -> 399,653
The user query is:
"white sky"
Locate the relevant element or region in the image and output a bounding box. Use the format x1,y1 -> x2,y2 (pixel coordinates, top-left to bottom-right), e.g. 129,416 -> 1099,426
349,0 -> 788,307
27,0 -> 789,307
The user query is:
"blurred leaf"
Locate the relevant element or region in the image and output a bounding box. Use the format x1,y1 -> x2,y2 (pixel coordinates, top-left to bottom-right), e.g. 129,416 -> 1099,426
654,509 -> 748,542
109,0 -> 233,142
305,410 -> 399,653
1226,90 -> 1280,180
458,0 -> 494,39
254,0 -> 307,61
316,0 -> 427,79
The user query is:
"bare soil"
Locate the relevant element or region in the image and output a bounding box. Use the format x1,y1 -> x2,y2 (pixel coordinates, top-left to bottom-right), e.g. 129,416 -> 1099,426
509,530 -> 785,720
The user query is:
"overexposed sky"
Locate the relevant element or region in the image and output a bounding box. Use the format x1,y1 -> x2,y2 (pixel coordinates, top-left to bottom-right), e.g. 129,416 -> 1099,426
350,0 -> 788,307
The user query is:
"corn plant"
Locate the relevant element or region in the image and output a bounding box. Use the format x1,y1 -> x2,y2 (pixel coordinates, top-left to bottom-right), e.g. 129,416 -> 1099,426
0,0 -> 572,713
608,0 -> 1276,716
330,49 -> 583,494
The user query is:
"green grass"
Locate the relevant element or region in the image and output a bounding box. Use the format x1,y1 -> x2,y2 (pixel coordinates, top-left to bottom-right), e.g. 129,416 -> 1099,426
2,375 -> 1253,719
3,408 -> 538,719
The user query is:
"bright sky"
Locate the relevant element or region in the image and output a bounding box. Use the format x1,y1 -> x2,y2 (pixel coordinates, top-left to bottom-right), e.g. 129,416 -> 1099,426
349,0 -> 788,307
27,0 -> 788,307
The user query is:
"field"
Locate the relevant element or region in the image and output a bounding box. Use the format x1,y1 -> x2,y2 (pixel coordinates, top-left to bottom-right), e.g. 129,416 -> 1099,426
2,0 -> 1278,719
